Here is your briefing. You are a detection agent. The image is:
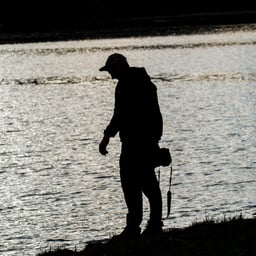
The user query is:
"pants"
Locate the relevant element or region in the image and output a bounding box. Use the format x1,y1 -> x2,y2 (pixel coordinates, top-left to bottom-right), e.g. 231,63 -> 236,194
119,143 -> 162,228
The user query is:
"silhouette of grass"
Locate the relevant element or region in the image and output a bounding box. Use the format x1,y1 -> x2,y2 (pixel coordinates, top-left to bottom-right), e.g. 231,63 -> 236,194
37,215 -> 256,256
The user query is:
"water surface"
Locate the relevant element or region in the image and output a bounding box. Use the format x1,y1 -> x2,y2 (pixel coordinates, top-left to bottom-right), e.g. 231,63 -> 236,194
0,28 -> 255,255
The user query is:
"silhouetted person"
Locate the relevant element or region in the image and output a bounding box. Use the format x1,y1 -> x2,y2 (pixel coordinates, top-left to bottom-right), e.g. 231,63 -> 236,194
99,53 -> 163,239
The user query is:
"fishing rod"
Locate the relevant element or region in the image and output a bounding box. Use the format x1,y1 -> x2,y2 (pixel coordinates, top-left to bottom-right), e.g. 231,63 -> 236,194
166,164 -> 173,219
158,163 -> 173,220
155,146 -> 173,219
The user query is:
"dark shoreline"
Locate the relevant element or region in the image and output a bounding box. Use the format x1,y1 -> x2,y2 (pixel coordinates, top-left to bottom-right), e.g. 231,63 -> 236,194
37,216 -> 256,256
1,12 -> 256,45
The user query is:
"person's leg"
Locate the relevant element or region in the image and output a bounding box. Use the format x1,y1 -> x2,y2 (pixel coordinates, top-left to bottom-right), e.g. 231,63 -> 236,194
120,166 -> 143,229
117,150 -> 142,238
141,167 -> 163,235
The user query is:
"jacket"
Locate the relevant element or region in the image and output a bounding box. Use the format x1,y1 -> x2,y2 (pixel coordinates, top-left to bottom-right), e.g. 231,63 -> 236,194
104,67 -> 163,145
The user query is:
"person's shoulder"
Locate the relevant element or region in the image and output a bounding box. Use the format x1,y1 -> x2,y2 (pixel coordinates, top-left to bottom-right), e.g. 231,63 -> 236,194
130,67 -> 150,79
130,66 -> 146,73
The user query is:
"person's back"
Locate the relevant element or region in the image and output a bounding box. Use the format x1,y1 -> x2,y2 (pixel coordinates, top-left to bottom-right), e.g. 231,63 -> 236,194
108,66 -> 163,145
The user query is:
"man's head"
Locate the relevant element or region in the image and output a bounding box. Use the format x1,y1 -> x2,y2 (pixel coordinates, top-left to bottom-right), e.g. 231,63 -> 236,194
99,53 -> 129,79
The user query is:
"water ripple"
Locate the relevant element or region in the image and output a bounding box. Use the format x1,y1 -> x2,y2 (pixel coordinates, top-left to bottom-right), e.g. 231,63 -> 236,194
1,72 -> 256,86
1,40 -> 256,56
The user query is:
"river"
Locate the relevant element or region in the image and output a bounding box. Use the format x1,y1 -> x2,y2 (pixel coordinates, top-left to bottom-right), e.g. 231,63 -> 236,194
0,26 -> 255,255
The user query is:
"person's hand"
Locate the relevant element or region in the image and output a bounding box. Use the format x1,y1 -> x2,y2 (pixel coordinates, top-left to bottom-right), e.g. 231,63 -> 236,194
99,135 -> 109,155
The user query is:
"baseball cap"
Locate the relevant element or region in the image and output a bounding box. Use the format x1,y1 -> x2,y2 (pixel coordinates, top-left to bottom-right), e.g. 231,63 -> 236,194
99,53 -> 127,71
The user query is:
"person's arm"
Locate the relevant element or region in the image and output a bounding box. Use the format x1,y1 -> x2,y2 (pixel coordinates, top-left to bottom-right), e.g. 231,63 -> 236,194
99,134 -> 110,155
99,85 -> 121,155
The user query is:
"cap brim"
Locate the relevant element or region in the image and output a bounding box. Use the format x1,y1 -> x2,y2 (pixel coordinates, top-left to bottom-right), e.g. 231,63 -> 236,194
99,66 -> 108,71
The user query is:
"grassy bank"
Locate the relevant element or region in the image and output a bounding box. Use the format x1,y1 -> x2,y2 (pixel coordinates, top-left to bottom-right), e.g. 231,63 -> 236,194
37,215 -> 256,256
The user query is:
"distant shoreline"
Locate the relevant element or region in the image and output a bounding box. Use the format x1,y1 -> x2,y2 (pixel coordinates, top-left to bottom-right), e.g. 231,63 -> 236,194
1,12 -> 256,44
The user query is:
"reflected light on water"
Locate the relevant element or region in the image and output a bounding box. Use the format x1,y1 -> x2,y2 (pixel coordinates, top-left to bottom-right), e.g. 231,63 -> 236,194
0,28 -> 256,255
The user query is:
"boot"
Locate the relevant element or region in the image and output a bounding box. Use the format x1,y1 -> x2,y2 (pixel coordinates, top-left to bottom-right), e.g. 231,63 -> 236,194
111,226 -> 141,241
141,221 -> 163,237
